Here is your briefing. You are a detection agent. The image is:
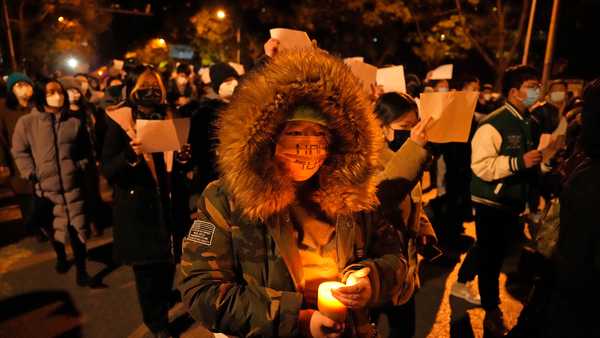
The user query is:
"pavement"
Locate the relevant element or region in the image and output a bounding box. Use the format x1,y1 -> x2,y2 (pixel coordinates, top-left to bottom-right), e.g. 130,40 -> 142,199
0,176 -> 529,338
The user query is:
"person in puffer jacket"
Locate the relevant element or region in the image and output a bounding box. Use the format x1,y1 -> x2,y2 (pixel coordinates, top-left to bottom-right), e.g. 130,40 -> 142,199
12,78 -> 92,286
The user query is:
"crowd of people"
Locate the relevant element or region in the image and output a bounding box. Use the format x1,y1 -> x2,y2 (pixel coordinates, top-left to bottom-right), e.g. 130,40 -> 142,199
0,34 -> 598,338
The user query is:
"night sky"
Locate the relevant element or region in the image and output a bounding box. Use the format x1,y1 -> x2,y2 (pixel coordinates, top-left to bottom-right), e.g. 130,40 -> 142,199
98,0 -> 599,82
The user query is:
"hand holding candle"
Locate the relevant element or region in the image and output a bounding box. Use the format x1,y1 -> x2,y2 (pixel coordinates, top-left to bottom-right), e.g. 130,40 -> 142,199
331,267 -> 372,309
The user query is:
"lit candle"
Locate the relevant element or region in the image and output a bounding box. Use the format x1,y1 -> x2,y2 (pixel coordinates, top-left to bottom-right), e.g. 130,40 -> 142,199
317,281 -> 347,322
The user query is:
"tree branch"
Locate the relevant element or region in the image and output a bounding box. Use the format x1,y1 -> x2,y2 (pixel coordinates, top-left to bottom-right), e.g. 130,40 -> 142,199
505,0 -> 530,66
454,0 -> 496,67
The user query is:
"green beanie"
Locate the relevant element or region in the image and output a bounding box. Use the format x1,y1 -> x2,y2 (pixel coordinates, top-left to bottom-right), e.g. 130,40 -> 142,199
287,105 -> 328,126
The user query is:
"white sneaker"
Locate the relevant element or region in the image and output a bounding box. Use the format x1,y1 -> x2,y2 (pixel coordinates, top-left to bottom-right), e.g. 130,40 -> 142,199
451,281 -> 481,305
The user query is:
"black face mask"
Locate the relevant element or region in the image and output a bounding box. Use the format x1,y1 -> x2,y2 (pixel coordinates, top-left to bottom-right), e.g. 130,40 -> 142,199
134,87 -> 162,107
388,130 -> 411,152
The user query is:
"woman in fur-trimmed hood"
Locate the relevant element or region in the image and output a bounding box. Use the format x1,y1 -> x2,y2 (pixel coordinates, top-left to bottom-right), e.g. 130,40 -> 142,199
179,48 -> 431,338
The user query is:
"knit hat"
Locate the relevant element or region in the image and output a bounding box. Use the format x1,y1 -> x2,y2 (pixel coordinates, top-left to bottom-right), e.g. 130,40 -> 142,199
6,72 -> 33,91
58,76 -> 83,93
287,105 -> 328,126
209,62 -> 238,93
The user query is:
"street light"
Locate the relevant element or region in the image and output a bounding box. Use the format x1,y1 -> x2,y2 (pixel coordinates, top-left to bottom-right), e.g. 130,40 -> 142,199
216,9 -> 226,20
58,16 -> 65,23
66,57 -> 79,69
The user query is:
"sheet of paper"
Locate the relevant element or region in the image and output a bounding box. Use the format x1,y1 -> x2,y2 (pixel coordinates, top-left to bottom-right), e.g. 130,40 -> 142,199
136,118 -> 191,153
106,106 -> 136,139
270,28 -> 312,51
538,133 -> 565,163
113,59 -> 124,71
344,57 -> 364,64
419,91 -> 478,143
377,65 -> 406,94
428,64 -> 453,80
552,117 -> 567,137
347,61 -> 378,94
228,62 -> 245,76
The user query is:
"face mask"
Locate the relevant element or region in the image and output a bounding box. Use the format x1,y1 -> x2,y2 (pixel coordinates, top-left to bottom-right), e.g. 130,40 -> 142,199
176,76 -> 188,87
13,86 -> 33,100
522,88 -> 540,108
275,135 -> 328,182
388,130 -> 411,152
135,87 -> 163,107
437,87 -> 449,93
549,91 -> 566,103
218,79 -> 238,99
46,93 -> 64,108
106,85 -> 123,99
67,89 -> 81,104
483,93 -> 492,101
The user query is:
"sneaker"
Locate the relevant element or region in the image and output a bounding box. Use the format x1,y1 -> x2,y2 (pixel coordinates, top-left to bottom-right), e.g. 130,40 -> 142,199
484,308 -> 508,337
450,281 -> 481,305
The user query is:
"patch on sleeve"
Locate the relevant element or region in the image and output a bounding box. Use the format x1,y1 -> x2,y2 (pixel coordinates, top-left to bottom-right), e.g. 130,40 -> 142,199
187,220 -> 216,246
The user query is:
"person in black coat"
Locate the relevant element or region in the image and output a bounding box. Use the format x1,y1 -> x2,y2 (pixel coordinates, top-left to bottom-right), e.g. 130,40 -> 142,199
101,69 -> 184,338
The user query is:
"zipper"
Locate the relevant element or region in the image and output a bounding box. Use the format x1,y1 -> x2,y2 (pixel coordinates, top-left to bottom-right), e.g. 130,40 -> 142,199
50,114 -> 71,225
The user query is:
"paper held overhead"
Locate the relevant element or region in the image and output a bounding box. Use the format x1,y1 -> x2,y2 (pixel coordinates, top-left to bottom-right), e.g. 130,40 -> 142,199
428,64 -> 453,80
136,118 -> 191,153
269,28 -> 312,51
344,57 -> 364,64
419,91 -> 478,143
347,61 -> 377,94
377,65 -> 406,94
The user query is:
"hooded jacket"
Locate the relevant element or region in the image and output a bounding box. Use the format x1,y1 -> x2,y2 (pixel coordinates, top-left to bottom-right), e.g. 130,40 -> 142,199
11,108 -> 89,243
179,49 -> 429,337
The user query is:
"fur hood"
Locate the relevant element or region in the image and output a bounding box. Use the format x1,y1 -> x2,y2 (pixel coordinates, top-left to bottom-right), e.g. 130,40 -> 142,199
216,49 -> 382,221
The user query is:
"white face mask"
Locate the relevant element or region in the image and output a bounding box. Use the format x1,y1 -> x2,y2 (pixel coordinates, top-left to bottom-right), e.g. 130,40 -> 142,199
46,93 -> 64,108
67,89 -> 81,104
483,93 -> 492,101
176,76 -> 188,87
218,79 -> 238,99
550,91 -> 566,103
13,85 -> 33,100
437,87 -> 449,93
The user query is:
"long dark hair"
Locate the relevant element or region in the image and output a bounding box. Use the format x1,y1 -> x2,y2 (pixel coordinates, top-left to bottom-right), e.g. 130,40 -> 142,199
34,79 -> 70,113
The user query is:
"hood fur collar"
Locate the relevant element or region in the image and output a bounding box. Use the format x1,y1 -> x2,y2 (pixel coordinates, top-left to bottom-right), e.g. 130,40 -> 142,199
217,49 -> 382,221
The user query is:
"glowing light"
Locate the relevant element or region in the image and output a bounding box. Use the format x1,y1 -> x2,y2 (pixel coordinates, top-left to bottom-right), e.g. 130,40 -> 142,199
216,9 -> 226,19
441,34 -> 446,41
98,70 -> 104,76
158,38 -> 166,46
66,57 -> 79,69
58,16 -> 65,23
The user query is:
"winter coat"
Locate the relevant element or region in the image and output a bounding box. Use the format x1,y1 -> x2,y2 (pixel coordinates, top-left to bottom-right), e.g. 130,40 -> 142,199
101,106 -> 173,265
0,100 -> 32,194
377,146 -> 436,304
11,108 -> 89,243
179,49 -> 429,337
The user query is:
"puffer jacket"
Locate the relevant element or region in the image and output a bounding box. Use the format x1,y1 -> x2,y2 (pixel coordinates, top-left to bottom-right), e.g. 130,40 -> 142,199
12,108 -> 89,243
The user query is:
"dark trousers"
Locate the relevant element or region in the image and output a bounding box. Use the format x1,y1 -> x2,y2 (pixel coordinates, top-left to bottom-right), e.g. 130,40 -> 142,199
132,262 -> 175,333
474,203 -> 521,311
373,295 -> 416,338
51,226 -> 87,270
457,242 -> 480,283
